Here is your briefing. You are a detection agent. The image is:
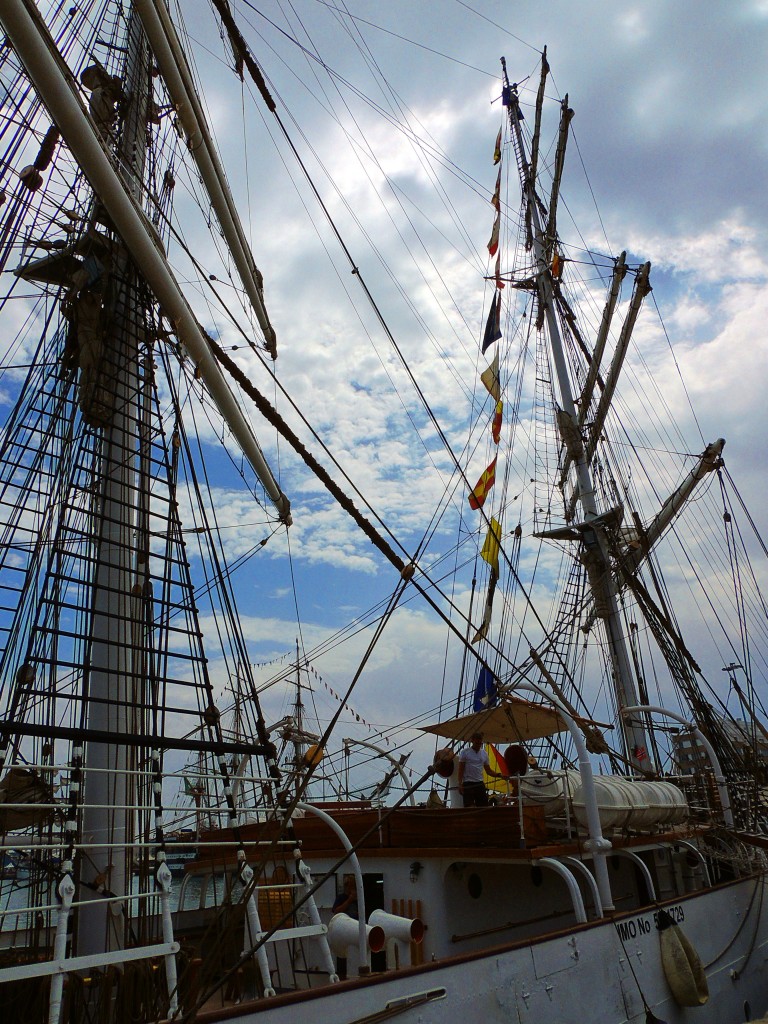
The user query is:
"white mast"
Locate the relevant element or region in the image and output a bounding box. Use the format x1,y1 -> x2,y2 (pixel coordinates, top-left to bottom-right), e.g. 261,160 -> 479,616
0,0 -> 291,524
504,64 -> 652,769
78,10 -> 148,956
134,0 -> 278,359
620,438 -> 725,575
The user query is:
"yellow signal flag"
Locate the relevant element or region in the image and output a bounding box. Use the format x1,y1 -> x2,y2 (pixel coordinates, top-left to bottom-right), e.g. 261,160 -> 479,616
480,350 -> 500,401
484,743 -> 511,794
480,517 -> 502,575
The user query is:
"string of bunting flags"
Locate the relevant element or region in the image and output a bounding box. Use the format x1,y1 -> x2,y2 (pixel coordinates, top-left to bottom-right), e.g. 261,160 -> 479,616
318,672 -> 392,745
466,114 -> 510,660
249,654 -> 391,745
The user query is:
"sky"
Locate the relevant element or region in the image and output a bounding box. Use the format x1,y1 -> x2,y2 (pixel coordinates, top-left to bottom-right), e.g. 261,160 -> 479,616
4,0 -> 767,798
153,0 -> 768,793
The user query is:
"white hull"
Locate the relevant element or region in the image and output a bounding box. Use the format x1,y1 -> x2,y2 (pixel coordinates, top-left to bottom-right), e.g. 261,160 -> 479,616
211,877 -> 768,1024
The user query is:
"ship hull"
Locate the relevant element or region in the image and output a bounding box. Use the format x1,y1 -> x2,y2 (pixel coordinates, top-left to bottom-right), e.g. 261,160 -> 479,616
195,874 -> 768,1024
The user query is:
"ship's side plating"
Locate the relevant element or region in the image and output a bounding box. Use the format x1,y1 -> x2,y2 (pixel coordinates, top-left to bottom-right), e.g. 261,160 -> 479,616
201,857 -> 768,1024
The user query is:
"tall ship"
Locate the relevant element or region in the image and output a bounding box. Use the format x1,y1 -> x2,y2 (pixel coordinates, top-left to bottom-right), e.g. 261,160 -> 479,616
0,3 -> 766,1024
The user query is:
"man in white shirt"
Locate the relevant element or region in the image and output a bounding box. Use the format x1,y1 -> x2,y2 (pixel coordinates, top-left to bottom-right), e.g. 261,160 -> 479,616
457,732 -> 504,807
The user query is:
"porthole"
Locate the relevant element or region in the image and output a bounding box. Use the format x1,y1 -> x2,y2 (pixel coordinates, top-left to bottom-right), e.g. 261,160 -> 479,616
467,873 -> 482,899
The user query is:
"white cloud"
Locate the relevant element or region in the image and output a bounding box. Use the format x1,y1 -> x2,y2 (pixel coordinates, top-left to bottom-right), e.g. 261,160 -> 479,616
3,0 -> 767,779
185,0 -> 768,765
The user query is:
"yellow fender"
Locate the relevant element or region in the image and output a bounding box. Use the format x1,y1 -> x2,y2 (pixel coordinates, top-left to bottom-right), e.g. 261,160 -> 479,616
657,908 -> 709,1007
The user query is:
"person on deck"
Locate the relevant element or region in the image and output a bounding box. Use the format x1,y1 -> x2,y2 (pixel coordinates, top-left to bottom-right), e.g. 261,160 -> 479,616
332,874 -> 358,919
458,732 -> 504,807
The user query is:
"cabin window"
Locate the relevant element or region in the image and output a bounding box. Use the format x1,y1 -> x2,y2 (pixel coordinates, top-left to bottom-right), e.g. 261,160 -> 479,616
362,872 -> 385,915
467,873 -> 482,899
362,872 -> 386,972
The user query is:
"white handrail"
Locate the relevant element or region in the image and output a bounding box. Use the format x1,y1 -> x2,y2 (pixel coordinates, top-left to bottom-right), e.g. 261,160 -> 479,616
297,802 -> 370,969
342,737 -> 416,806
533,858 -> 587,923
611,849 -> 656,901
512,681 -> 614,911
561,856 -> 603,918
621,705 -> 734,828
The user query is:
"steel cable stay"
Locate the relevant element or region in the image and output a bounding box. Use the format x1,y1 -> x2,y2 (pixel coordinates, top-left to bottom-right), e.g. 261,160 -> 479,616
0,12 -> 767,1021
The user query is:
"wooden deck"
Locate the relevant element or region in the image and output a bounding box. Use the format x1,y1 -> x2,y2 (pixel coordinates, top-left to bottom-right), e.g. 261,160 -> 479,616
187,804 -> 704,873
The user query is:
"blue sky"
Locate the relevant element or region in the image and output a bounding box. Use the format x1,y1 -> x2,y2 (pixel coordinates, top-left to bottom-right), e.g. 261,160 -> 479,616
5,1 -> 765,796
158,1 -> 768,791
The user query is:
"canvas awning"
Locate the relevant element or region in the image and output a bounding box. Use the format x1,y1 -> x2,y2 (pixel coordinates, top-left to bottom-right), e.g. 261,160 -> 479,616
421,696 -> 608,744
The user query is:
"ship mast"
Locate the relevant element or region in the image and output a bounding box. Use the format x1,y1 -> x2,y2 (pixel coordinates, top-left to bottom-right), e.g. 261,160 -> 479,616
0,0 -> 289,964
502,59 -> 652,770
74,10 -> 148,955
0,0 -> 290,525
293,639 -> 306,799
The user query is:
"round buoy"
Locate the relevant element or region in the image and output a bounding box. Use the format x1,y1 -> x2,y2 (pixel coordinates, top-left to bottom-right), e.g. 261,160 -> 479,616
503,745 -> 528,776
433,748 -> 455,778
303,744 -> 324,767
19,166 -> 43,192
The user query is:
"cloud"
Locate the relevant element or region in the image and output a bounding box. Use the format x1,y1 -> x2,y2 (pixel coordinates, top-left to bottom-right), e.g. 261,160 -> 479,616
3,1 -> 767,785
126,1 -> 768,759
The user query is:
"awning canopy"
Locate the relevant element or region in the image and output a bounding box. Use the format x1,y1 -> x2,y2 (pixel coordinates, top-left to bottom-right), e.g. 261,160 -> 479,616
421,696 -> 608,745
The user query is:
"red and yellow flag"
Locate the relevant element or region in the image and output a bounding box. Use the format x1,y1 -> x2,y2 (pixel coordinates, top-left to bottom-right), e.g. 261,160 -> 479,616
491,166 -> 501,211
487,210 -> 500,257
493,127 -> 502,165
484,743 -> 511,794
468,456 -> 497,510
492,400 -> 503,444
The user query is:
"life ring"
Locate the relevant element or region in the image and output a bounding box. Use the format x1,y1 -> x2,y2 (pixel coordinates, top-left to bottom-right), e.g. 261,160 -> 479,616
657,908 -> 709,1007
